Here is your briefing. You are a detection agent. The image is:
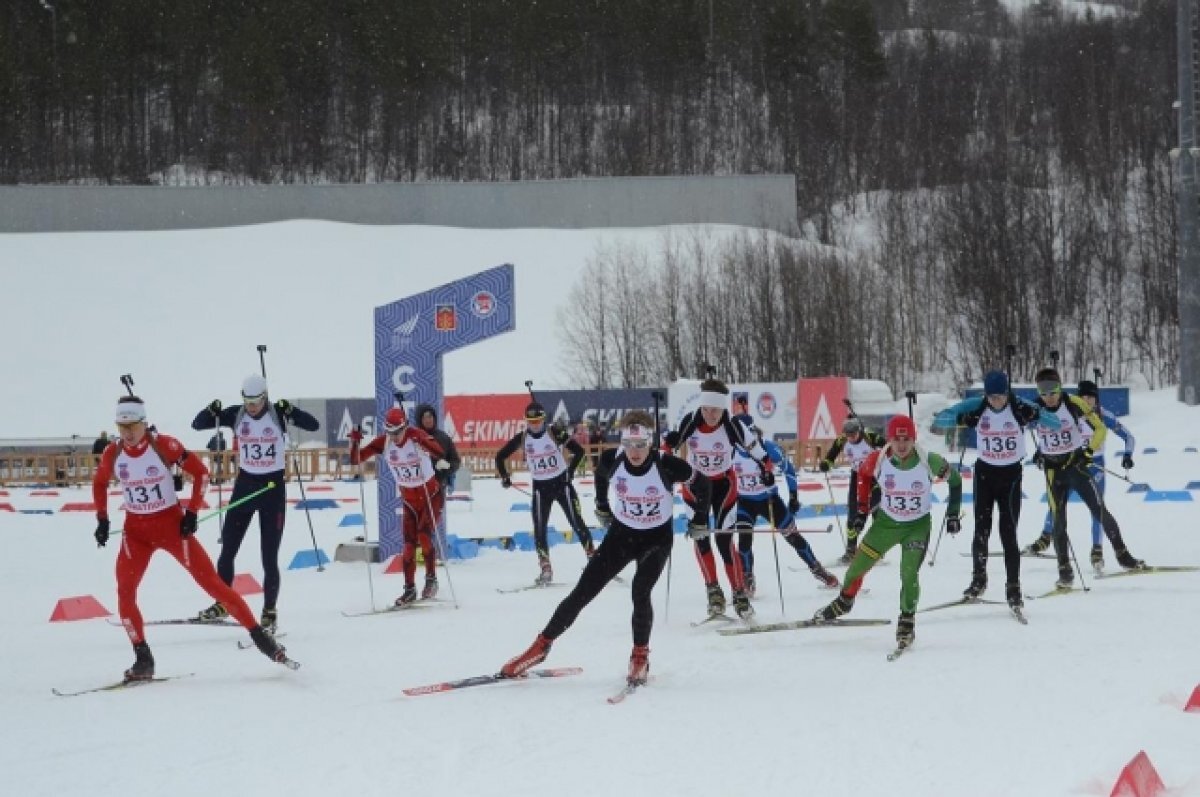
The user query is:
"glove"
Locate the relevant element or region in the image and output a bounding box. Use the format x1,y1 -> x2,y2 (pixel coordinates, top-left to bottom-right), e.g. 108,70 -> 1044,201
663,431 -> 681,449
274,399 -> 293,418
787,495 -> 801,514
848,516 -> 865,533
1121,453 -> 1134,470
818,459 -> 831,473
94,517 -> 110,547
348,426 -> 363,443
1072,448 -> 1094,469
500,476 -> 512,489
686,520 -> 712,540
173,473 -> 184,491
595,507 -> 614,527
1032,450 -> 1044,470
946,515 -> 962,535
180,510 -> 198,537
553,426 -> 570,445
435,459 -> 451,471
759,468 -> 775,488
208,399 -> 222,415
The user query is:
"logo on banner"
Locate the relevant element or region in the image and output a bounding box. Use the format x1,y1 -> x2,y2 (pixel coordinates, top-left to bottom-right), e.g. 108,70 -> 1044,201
391,313 -> 420,352
807,395 -> 837,439
435,304 -> 457,332
470,291 -> 496,318
392,365 -> 416,393
757,392 -> 777,419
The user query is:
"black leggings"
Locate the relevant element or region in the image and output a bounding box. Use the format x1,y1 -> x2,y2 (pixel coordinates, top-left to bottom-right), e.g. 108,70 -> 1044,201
542,524 -> 672,646
218,473 -> 286,611
532,479 -> 594,554
970,461 -> 1023,584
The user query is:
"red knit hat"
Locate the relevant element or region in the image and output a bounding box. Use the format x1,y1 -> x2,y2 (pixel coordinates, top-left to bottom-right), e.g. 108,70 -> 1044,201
384,407 -> 408,433
886,415 -> 917,440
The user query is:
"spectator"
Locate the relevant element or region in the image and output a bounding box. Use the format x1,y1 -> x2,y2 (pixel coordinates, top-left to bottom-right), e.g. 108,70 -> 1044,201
572,422 -> 591,475
589,423 -> 606,471
92,431 -> 109,456
415,403 -> 460,493
206,431 -> 228,484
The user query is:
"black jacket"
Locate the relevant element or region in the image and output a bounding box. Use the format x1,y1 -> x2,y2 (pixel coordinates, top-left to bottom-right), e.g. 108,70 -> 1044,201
415,403 -> 461,487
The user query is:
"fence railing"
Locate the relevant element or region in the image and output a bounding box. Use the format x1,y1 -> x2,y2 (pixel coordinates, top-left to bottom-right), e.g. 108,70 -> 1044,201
0,441 -> 837,488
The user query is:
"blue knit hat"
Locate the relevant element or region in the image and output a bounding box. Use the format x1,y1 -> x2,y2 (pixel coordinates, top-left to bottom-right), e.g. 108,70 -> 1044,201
983,370 -> 1008,395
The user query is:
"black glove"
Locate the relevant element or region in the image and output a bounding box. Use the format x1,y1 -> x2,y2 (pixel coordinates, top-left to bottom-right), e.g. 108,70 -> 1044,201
94,517 -> 110,547
663,431 -> 681,449
553,426 -> 570,445
274,399 -> 293,418
818,459 -> 831,473
1071,448 -> 1094,469
173,473 -> 184,491
595,507 -> 614,527
1031,450 -> 1044,470
1121,453 -> 1134,470
759,468 -> 775,488
946,516 -> 962,535
180,510 -> 198,537
208,399 -> 222,416
788,495 -> 801,514
500,476 -> 512,489
848,516 -> 865,533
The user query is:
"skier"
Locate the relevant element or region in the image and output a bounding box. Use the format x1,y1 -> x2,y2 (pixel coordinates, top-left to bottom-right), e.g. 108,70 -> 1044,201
1025,379 -> 1136,573
663,379 -> 773,620
935,370 -> 1058,608
814,415 -> 963,653
1021,368 -> 1145,588
190,374 -> 320,632
495,401 -> 595,585
349,406 -> 448,605
731,420 -> 839,593
499,411 -> 712,686
93,396 -> 290,680
818,417 -> 886,563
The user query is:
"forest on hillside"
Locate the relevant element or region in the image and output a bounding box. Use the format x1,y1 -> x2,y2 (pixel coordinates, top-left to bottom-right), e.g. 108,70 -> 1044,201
0,0 -> 1179,389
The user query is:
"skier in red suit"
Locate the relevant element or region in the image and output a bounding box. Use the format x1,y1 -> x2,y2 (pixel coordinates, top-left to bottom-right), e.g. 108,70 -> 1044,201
92,395 -> 290,682
349,406 -> 448,606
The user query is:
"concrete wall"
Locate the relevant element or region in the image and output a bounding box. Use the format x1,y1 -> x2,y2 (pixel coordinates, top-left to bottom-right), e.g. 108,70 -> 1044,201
0,175 -> 797,233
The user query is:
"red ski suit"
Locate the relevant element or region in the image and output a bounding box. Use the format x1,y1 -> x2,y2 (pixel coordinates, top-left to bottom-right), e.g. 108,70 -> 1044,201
93,433 -> 257,643
351,427 -> 445,583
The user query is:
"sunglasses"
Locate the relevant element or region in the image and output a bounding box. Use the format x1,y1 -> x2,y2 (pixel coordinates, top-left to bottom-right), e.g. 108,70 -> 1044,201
1036,381 -> 1061,396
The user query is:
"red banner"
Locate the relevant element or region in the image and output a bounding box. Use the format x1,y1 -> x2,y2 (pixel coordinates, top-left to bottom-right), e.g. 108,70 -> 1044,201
442,394 -> 529,449
797,377 -> 850,442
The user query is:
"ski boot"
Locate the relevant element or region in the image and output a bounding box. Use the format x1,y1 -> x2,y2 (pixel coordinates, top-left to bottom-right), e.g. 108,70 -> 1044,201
814,592 -> 855,622
500,634 -> 551,678
838,540 -> 858,566
1114,547 -> 1146,571
732,589 -> 755,621
535,557 -> 554,586
250,626 -> 289,664
260,608 -> 278,635
1005,582 -> 1024,609
196,601 -> 229,622
896,612 -> 916,649
1055,565 -> 1075,591
1022,536 -> 1051,556
744,572 -> 757,600
705,582 -> 726,617
811,564 -> 840,589
962,573 -> 987,601
422,577 -> 439,600
627,644 -> 650,686
394,584 -> 418,607
124,641 -> 155,682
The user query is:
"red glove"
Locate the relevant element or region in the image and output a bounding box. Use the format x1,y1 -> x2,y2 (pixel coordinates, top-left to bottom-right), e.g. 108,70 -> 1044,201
348,426 -> 363,444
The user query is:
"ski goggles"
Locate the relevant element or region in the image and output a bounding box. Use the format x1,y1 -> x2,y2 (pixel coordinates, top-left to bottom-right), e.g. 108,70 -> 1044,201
1036,381 -> 1062,396
624,439 -> 651,451
115,421 -> 142,430
243,393 -> 266,406
524,413 -> 546,423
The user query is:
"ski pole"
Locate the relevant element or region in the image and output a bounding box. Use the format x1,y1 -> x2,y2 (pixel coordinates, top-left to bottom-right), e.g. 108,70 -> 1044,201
111,481 -> 276,535
822,471 -> 847,549
1102,466 -> 1138,485
423,479 -> 459,609
357,457 -> 376,612
928,446 -> 968,567
768,498 -> 785,617
1065,533 -> 1091,593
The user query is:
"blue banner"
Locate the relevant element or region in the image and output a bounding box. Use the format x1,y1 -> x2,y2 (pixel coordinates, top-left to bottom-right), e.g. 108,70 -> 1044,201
373,265 -> 516,558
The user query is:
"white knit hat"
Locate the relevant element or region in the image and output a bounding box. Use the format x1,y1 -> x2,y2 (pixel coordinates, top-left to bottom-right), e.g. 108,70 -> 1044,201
115,397 -> 147,424
241,374 -> 268,398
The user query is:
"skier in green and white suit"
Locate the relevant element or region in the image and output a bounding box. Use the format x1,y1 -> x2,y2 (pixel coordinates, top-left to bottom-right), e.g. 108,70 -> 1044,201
814,415 -> 963,651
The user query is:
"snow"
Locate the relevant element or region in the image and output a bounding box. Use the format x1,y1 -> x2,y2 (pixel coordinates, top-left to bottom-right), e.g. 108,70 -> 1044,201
3,387 -> 1200,796
0,221 -> 748,443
